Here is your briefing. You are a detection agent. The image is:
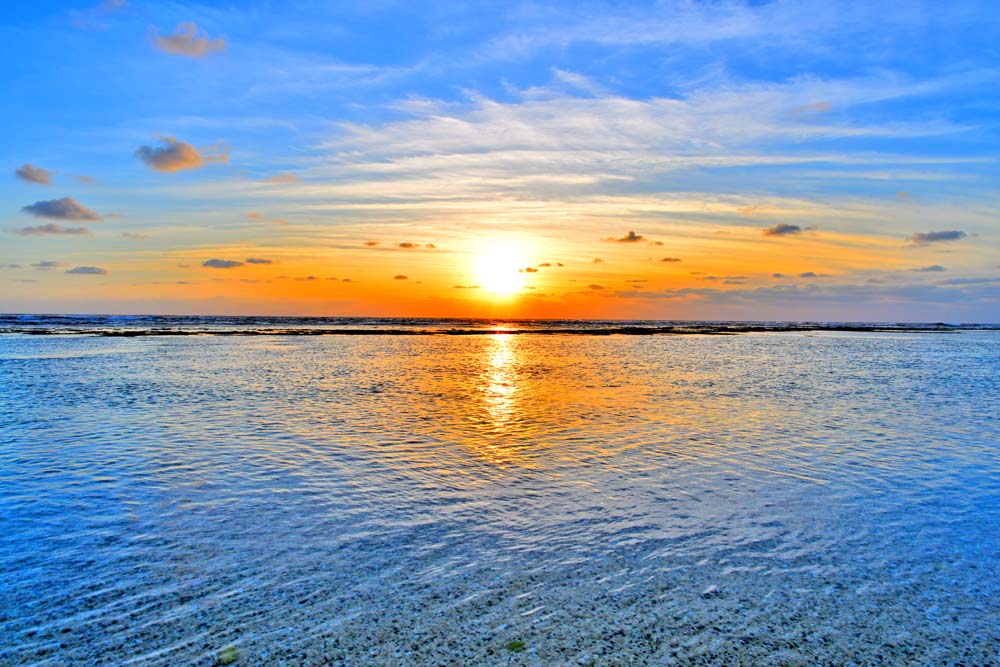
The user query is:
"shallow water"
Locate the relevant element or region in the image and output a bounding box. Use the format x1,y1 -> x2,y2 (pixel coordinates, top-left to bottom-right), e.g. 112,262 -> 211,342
1,330 -> 998,666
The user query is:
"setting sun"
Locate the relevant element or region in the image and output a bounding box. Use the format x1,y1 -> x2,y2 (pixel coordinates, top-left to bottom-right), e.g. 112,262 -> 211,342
475,242 -> 528,296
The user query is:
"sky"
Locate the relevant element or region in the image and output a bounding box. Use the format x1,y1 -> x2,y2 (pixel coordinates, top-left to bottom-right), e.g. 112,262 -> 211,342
1,0 -> 998,321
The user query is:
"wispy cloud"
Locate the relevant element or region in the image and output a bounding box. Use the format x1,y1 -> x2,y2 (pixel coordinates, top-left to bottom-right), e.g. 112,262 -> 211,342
154,23 -> 226,58
15,223 -> 91,236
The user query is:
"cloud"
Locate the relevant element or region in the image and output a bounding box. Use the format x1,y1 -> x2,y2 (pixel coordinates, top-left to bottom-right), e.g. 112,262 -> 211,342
593,258 -> 604,264
15,223 -> 90,236
588,284 -> 605,290
202,259 -> 244,269
22,197 -> 101,221
245,257 -> 273,264
1,263 -> 22,268
120,232 -> 148,240
798,271 -> 828,278
908,230 -> 966,244
65,266 -> 108,275
393,274 -> 408,280
661,257 -> 682,262
523,267 -> 538,273
32,261 -> 66,270
912,265 -> 946,272
154,22 -> 226,58
791,101 -> 832,115
772,272 -> 786,278
135,136 -> 228,172
763,223 -> 802,236
648,240 -> 664,246
246,212 -> 262,220
397,242 -> 418,248
453,285 -> 482,289
364,241 -> 379,246
16,164 -> 54,185
268,173 -> 298,184
608,230 -> 644,243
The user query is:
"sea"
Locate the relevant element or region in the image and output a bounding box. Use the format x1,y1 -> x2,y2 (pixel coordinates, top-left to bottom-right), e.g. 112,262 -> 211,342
1,315 -> 998,666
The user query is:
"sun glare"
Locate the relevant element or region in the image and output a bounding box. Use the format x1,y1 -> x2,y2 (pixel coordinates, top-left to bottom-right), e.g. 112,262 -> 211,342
476,242 -> 528,296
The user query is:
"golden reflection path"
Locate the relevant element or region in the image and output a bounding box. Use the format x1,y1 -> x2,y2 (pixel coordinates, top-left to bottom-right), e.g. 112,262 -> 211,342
471,333 -> 524,465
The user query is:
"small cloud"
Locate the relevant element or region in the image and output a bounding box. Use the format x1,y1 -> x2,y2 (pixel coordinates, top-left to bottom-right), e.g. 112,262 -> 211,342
16,164 -> 54,185
202,258 -> 244,269
896,191 -> 911,200
245,257 -> 273,265
593,258 -> 604,264
77,175 -> 97,184
912,265 -> 946,272
341,278 -> 355,283
1,263 -> 22,268
524,267 -> 538,273
799,272 -> 818,278
364,241 -> 379,247
763,223 -> 802,237
608,230 -> 643,243
268,173 -> 298,184
15,279 -> 37,283
246,212 -> 262,220
154,22 -> 226,58
65,265 -> 108,275
557,262 -> 564,267
538,262 -> 552,267
588,284 -> 605,290
908,230 -> 966,244
15,223 -> 90,236
120,232 -> 148,240
22,197 -> 101,221
736,205 -> 761,216
648,240 -> 664,247
393,274 -> 408,280
791,101 -> 831,115
397,242 -> 418,248
425,243 -> 436,249
772,272 -> 785,278
32,261 -> 65,270
135,136 -> 227,172
660,257 -> 682,262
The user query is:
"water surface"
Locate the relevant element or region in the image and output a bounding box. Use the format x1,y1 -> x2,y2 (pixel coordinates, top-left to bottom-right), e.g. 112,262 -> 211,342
1,329 -> 998,665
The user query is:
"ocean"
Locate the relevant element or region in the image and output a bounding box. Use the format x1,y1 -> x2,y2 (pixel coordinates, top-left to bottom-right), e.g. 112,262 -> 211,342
1,317 -> 998,665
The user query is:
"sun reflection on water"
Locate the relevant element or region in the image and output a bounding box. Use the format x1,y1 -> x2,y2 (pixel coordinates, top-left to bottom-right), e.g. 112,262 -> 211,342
473,333 -> 522,464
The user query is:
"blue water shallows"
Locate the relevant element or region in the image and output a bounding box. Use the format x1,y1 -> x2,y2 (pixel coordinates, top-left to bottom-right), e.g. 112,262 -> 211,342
1,328 -> 998,665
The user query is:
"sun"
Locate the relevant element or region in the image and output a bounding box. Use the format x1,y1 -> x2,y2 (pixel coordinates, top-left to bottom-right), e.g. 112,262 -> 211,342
476,241 -> 528,296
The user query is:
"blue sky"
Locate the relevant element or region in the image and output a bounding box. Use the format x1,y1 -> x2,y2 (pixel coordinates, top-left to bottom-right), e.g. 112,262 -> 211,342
1,1 -> 998,320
